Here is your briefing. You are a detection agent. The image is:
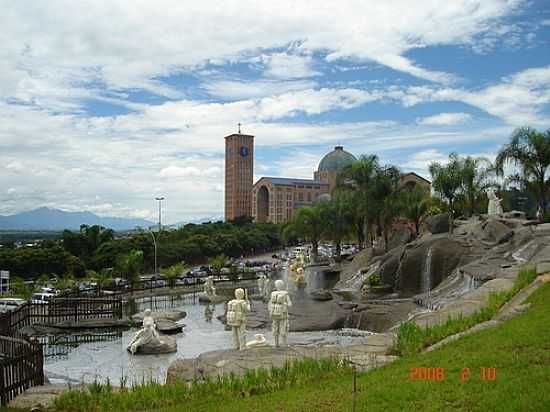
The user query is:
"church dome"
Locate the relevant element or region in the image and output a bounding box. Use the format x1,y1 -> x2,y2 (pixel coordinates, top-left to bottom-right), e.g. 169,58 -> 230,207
317,146 -> 357,172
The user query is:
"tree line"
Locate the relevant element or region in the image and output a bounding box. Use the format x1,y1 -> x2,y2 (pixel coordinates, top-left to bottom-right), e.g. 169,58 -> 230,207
0,219 -> 282,281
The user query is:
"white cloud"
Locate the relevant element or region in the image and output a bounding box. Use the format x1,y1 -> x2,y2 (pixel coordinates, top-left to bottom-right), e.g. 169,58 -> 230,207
203,79 -> 316,100
395,66 -> 550,126
417,112 -> 472,126
0,0 -> 526,111
541,19 -> 550,27
261,53 -> 320,79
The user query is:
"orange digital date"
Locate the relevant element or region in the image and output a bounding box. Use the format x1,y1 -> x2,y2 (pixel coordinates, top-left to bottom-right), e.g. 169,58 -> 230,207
408,367 -> 446,381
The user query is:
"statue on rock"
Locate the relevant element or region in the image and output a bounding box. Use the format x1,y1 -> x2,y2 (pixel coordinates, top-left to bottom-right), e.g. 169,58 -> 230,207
226,288 -> 251,350
199,276 -> 224,303
127,309 -> 176,354
204,276 -> 216,297
262,278 -> 273,301
268,279 -> 292,347
487,189 -> 503,217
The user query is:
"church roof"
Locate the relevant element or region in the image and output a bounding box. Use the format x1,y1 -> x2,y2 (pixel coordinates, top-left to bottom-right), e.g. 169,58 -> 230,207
257,177 -> 328,186
317,146 -> 357,172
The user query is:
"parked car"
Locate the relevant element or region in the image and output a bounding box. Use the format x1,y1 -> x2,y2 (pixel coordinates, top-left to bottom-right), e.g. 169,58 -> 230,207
31,292 -> 56,304
0,298 -> 26,312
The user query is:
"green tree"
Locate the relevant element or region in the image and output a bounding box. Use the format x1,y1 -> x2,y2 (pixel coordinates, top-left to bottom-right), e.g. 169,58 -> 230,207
283,205 -> 325,261
429,153 -> 463,233
496,127 -> 550,219
116,250 -> 144,285
320,195 -> 353,256
399,185 -> 430,236
209,254 -> 228,278
337,155 -> 379,248
459,155 -> 494,216
161,262 -> 186,288
10,276 -> 32,299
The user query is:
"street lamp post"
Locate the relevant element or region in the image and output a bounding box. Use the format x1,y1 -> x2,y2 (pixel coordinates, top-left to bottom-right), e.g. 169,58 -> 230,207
148,230 -> 158,277
155,197 -> 165,232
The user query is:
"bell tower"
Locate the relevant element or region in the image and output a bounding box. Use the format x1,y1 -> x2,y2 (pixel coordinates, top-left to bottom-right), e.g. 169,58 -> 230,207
224,126 -> 254,221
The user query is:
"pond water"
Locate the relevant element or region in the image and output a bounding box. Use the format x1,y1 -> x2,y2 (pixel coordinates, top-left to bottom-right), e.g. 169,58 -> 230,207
43,272 -> 370,385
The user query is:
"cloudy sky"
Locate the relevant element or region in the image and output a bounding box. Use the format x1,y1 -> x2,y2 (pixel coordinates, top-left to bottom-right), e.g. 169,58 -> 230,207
1,1 -> 549,223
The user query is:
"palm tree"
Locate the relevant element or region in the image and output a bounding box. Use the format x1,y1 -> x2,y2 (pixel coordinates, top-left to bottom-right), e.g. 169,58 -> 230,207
459,156 -> 494,216
283,205 -> 325,261
429,153 -> 463,232
399,185 -> 430,237
319,195 -> 353,256
337,154 -> 380,248
116,249 -> 144,285
162,262 -> 186,288
373,165 -> 402,252
496,127 -> 550,219
209,254 -> 228,278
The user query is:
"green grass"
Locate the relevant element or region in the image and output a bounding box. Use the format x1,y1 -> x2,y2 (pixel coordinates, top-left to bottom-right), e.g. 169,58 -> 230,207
394,265 -> 538,356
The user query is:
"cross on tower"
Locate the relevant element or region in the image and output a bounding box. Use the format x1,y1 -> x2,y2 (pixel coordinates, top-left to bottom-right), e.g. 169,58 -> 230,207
238,122 -> 242,134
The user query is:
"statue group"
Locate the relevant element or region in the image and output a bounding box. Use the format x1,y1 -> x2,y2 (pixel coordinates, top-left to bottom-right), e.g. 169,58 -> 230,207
226,279 -> 292,350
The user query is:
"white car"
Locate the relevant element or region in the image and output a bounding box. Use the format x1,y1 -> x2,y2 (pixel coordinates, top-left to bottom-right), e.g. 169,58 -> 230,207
31,292 -> 56,304
0,298 -> 26,312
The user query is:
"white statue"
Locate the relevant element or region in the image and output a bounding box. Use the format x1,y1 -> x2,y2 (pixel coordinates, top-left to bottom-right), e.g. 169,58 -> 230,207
127,309 -> 164,354
487,189 -> 503,216
257,275 -> 266,295
203,276 -> 216,297
246,333 -> 268,348
268,279 -> 292,347
263,278 -> 273,301
226,288 -> 251,350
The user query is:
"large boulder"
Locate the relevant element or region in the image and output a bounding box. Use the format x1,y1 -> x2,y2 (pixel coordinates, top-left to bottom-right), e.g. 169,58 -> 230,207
425,213 -> 450,234
132,310 -> 186,323
396,236 -> 466,296
387,227 -> 414,250
472,220 -> 514,245
132,335 -> 177,354
309,289 -> 333,301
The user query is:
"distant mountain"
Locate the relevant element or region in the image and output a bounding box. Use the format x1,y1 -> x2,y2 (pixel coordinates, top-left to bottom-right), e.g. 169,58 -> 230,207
0,207 -> 155,231
168,215 -> 224,228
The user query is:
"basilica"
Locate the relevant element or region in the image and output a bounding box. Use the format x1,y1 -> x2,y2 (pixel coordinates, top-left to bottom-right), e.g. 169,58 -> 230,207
224,131 -> 430,223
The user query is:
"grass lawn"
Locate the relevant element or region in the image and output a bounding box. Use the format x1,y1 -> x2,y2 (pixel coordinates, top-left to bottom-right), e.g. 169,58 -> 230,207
26,281 -> 550,412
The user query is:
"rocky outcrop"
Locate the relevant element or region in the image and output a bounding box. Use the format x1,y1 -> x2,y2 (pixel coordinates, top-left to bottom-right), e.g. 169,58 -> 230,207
396,236 -> 467,296
309,289 -> 333,301
133,335 -> 177,354
132,310 -> 186,323
166,336 -> 396,383
425,213 -> 450,234
387,227 -> 414,250
471,219 -> 514,244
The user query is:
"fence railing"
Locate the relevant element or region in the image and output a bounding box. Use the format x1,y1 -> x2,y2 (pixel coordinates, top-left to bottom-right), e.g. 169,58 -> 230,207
0,335 -> 44,406
0,296 -> 123,406
61,272 -> 263,298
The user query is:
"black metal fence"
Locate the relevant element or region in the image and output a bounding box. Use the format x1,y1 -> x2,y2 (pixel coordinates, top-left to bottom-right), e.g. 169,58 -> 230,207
0,334 -> 44,406
0,296 -> 123,406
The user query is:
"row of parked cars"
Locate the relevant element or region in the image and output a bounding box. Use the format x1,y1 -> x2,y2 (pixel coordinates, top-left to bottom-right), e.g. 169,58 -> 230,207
0,288 -> 58,313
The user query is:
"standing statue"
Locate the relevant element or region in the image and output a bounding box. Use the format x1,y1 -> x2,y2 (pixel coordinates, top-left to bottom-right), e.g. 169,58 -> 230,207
127,309 -> 164,354
226,288 -> 251,350
257,274 -> 266,295
268,279 -> 292,347
203,276 -> 216,297
487,189 -> 503,216
263,278 -> 273,301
